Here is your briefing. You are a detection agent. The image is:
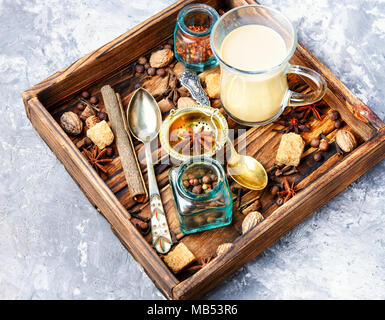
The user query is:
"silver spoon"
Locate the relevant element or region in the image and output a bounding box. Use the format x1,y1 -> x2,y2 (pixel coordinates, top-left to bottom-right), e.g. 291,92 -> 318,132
127,88 -> 172,254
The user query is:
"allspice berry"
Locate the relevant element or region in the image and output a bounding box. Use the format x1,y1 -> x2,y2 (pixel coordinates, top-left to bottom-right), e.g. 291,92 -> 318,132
202,176 -> 211,184
334,119 -> 343,129
138,56 -> 147,65
156,68 -> 167,77
313,151 -> 323,162
328,110 -> 340,121
319,140 -> 330,151
192,185 -> 202,194
147,67 -> 156,76
81,91 -> 90,99
310,138 -> 320,148
83,137 -> 92,148
98,111 -> 108,121
89,96 -> 99,104
105,147 -> 114,157
135,64 -> 144,73
271,185 -> 279,196
76,102 -> 85,111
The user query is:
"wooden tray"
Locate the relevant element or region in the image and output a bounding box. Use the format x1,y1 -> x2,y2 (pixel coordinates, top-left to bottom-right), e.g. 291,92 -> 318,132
22,0 -> 385,300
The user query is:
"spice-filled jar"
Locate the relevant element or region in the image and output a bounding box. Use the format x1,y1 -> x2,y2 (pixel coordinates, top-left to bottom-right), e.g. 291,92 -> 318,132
174,4 -> 219,72
169,156 -> 233,234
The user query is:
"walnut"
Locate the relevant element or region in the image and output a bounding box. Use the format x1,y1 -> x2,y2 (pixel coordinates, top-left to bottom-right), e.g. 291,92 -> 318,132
60,111 -> 83,135
335,129 -> 357,153
216,243 -> 234,256
149,48 -> 174,68
241,211 -> 264,234
85,115 -> 99,129
80,105 -> 95,121
177,97 -> 196,109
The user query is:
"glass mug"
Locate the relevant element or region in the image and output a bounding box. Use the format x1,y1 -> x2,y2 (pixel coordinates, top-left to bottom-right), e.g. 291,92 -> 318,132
210,5 -> 327,126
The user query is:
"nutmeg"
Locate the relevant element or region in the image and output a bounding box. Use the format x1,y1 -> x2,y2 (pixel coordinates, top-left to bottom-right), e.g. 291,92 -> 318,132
216,243 -> 234,256
60,111 -> 83,135
149,48 -> 174,68
335,130 -> 357,153
241,211 -> 264,234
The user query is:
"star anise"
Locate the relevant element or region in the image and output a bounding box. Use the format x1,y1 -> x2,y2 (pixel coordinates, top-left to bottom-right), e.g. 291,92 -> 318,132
172,126 -> 215,155
277,177 -> 300,204
295,102 -> 325,121
163,70 -> 189,106
186,257 -> 213,272
82,145 -> 113,174
274,110 -> 310,134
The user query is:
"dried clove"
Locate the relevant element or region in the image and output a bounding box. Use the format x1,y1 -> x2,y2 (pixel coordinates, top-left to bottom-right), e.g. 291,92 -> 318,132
282,167 -> 298,176
319,132 -> 330,142
335,142 -> 344,156
135,223 -> 151,236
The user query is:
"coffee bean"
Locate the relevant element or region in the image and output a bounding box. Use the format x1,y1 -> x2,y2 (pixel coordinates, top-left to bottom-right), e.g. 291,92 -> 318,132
89,96 -> 98,104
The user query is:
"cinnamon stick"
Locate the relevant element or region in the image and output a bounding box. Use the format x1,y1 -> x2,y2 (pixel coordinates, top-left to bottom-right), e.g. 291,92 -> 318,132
101,85 -> 148,203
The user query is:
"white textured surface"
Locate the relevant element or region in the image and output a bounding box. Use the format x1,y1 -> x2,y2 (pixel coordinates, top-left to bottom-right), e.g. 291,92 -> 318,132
1,0 -> 384,300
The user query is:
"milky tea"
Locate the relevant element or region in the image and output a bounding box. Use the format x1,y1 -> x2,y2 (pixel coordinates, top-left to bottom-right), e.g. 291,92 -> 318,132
220,24 -> 289,123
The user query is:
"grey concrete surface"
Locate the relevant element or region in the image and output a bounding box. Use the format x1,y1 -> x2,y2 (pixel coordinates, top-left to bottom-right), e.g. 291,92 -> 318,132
1,0 -> 384,300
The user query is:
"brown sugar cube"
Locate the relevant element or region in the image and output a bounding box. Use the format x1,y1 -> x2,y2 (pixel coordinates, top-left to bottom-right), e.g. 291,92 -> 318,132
86,120 -> 114,150
275,133 -> 305,167
205,73 -> 220,99
163,243 -> 196,274
199,66 -> 220,83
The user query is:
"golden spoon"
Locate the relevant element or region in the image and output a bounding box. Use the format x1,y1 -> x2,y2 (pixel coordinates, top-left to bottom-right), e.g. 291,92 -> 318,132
180,70 -> 268,190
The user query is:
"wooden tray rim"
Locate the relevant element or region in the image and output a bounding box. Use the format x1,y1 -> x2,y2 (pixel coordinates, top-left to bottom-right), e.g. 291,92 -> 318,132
22,0 -> 385,300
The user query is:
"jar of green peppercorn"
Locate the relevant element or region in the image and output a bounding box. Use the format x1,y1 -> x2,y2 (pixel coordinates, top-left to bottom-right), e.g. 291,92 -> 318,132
169,156 -> 233,234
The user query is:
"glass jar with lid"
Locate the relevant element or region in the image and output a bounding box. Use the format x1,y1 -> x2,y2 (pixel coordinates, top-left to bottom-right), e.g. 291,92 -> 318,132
169,156 -> 233,234
174,3 -> 219,72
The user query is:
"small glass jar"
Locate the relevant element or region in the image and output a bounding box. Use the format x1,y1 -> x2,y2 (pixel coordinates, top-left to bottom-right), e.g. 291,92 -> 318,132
169,156 -> 233,234
174,3 -> 219,72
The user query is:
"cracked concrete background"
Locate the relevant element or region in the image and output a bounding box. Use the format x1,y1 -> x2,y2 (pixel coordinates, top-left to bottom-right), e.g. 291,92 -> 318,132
1,0 -> 384,300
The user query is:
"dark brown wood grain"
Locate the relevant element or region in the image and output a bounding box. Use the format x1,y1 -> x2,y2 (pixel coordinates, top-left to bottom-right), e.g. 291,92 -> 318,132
23,0 -> 385,300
